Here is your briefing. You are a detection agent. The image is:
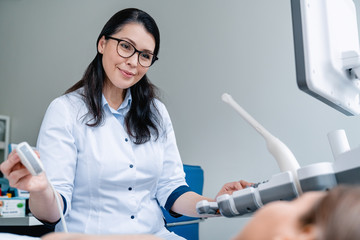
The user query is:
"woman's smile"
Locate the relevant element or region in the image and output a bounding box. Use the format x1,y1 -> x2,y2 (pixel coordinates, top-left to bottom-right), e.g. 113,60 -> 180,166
119,67 -> 135,78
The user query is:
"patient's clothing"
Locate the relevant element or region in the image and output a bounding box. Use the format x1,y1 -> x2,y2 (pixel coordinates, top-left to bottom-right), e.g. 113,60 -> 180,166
0,233 -> 40,240
37,88 -> 189,239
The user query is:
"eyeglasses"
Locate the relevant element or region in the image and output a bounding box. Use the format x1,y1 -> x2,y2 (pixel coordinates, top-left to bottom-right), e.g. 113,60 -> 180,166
104,36 -> 158,67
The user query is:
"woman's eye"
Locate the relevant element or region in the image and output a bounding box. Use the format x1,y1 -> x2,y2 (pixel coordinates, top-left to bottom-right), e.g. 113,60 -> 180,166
120,42 -> 131,51
140,53 -> 151,60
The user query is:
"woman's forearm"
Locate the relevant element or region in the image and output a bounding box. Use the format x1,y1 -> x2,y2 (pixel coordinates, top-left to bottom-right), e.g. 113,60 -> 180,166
29,181 -> 64,223
171,191 -> 214,218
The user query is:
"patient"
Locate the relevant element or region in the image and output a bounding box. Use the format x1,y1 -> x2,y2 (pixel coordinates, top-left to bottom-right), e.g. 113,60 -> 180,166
41,185 -> 360,240
41,233 -> 162,240
2,185 -> 360,240
0,233 -> 163,240
233,185 -> 360,240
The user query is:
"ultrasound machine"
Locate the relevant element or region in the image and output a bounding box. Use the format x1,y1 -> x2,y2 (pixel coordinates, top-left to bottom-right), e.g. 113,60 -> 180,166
196,0 -> 360,218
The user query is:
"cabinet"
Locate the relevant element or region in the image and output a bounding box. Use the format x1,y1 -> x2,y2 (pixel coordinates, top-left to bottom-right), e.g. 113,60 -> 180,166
0,115 -> 10,163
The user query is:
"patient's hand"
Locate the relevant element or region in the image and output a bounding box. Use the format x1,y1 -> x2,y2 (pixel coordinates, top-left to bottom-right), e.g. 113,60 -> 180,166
41,232 -> 164,240
215,180 -> 253,200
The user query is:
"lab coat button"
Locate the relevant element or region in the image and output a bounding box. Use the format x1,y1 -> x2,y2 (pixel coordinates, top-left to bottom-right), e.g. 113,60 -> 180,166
128,187 -> 132,191
125,138 -> 129,142
129,164 -> 134,168
131,215 -> 135,219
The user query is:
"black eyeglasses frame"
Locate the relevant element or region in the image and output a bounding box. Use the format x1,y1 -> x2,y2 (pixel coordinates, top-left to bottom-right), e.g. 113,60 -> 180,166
104,35 -> 158,67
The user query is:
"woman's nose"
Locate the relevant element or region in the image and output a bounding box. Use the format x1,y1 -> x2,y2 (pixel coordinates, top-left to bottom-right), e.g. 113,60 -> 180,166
126,52 -> 139,66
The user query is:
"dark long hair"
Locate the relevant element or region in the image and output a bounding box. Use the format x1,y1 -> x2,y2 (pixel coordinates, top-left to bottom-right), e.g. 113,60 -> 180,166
66,8 -> 161,144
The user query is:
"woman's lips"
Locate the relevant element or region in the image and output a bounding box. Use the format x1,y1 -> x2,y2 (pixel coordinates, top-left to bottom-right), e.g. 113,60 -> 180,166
120,69 -> 135,78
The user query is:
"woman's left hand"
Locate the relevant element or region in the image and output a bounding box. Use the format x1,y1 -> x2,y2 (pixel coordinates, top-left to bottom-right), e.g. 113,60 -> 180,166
215,180 -> 253,200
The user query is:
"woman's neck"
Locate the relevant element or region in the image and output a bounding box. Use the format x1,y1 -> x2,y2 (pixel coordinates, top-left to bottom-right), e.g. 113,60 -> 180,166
103,84 -> 125,110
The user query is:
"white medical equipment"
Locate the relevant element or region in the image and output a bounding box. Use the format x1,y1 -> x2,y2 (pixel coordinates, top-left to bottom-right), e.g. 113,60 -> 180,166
221,93 -> 302,195
292,0 -> 360,115
196,95 -> 360,217
16,142 -> 68,232
16,142 -> 44,176
196,0 -> 360,217
197,95 -> 302,216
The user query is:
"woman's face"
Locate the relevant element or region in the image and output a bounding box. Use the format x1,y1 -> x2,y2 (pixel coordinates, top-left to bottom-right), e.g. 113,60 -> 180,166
233,191 -> 325,240
98,22 -> 156,93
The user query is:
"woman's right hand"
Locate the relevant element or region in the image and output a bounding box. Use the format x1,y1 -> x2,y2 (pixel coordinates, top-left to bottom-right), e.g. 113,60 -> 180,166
0,150 -> 48,193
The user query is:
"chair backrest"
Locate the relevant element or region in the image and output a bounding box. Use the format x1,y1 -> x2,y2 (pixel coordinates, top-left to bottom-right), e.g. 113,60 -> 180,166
162,164 -> 204,240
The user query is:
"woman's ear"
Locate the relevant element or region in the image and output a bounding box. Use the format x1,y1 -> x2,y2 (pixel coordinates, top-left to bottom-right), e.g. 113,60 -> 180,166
98,36 -> 106,54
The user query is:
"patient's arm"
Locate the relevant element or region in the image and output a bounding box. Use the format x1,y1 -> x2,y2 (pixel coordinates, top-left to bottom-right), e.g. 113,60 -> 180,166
41,233 -> 163,240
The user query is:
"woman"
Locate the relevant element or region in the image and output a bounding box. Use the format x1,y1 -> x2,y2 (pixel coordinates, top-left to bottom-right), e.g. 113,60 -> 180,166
0,8 -> 248,240
233,185 -> 360,240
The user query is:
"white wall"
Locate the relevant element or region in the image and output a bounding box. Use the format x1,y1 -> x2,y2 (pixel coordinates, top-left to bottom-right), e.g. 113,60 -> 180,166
1,0 -> 360,239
